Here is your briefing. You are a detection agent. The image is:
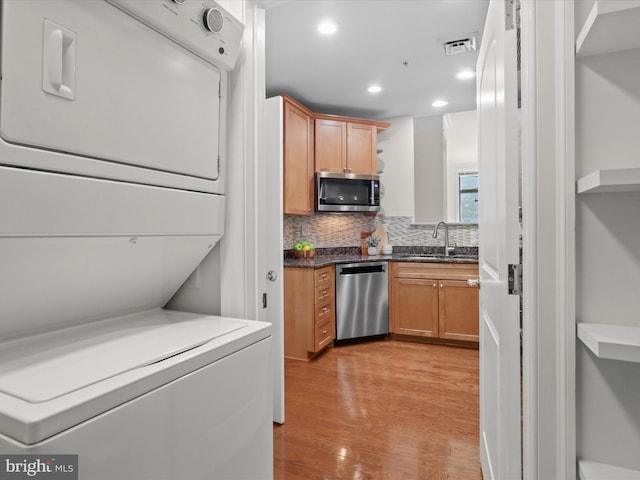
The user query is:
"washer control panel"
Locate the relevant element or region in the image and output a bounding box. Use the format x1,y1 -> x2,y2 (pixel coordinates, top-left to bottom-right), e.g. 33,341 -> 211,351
107,0 -> 244,71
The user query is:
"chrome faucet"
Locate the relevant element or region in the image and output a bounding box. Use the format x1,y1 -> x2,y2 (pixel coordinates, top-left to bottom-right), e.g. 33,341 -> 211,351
433,221 -> 453,257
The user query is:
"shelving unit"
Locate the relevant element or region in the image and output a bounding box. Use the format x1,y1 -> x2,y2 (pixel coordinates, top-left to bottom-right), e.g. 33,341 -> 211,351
579,460 -> 640,480
577,323 -> 640,363
575,1 -> 640,476
576,0 -> 640,57
577,168 -> 640,193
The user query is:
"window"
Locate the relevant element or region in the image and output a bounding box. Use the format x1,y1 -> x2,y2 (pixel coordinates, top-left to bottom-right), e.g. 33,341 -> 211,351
458,172 -> 478,223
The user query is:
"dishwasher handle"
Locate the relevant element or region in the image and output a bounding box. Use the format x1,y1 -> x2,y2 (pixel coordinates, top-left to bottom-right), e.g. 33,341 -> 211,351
339,264 -> 386,275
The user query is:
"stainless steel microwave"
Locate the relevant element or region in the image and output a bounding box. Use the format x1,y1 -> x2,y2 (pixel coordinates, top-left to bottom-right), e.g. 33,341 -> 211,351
315,172 -> 380,213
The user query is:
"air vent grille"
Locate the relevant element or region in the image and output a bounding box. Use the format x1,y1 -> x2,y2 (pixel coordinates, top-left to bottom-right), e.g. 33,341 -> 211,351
443,37 -> 476,56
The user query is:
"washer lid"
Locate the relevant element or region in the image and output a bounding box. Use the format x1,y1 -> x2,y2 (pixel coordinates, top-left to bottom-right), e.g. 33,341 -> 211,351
0,310 -> 271,445
0,315 -> 242,403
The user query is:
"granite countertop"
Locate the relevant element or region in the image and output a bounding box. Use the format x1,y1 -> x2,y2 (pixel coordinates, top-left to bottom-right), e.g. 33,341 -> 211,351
284,246 -> 478,269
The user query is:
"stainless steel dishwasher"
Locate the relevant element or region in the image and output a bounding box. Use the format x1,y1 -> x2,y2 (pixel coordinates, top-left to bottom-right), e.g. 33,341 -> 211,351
335,262 -> 389,341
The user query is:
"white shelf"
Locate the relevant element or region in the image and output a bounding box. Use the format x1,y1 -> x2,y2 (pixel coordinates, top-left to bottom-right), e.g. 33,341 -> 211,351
579,460 -> 640,479
577,323 -> 640,363
577,168 -> 640,193
576,0 -> 640,57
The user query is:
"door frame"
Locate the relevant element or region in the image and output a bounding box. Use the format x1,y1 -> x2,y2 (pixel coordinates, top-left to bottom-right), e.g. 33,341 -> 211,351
520,0 -> 575,478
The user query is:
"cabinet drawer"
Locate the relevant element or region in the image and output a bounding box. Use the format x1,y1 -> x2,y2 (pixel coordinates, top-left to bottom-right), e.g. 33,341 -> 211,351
314,316 -> 334,351
315,300 -> 333,323
391,261 -> 478,281
314,266 -> 333,287
315,283 -> 334,304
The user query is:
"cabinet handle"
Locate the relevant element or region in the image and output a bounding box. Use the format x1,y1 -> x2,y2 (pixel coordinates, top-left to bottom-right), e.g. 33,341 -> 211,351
322,307 -> 329,313
467,278 -> 480,288
433,283 -> 437,288
322,330 -> 327,335
440,284 -> 444,288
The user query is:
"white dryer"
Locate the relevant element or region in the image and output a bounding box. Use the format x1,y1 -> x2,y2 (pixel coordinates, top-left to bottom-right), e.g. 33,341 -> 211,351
0,1 -> 272,479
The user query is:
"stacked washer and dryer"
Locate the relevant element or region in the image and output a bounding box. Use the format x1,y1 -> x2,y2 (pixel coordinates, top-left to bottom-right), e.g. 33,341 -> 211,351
0,1 -> 272,479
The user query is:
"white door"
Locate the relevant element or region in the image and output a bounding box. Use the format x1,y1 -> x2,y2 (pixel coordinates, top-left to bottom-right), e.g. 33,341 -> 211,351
259,97 -> 285,423
477,0 -> 521,479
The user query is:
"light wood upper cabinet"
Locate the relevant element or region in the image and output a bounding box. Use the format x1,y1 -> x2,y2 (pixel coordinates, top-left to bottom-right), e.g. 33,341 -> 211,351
283,96 -> 314,215
279,95 -> 390,215
346,122 -> 377,174
315,115 -> 388,175
315,119 -> 346,173
390,262 -> 479,343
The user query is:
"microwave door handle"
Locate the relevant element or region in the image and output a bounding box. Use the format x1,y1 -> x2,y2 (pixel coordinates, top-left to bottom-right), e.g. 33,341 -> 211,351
371,180 -> 375,205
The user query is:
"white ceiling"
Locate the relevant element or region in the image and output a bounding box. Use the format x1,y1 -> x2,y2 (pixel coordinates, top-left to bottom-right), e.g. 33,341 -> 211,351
259,0 -> 490,125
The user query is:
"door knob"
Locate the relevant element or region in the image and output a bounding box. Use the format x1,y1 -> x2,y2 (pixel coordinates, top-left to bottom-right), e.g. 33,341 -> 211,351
266,270 -> 277,282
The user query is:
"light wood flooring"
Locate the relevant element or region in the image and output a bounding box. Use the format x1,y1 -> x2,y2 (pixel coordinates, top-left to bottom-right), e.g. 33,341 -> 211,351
273,339 -> 481,480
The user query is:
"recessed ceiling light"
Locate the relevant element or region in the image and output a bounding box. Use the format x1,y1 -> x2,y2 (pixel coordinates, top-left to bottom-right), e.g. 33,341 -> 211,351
456,69 -> 476,80
367,85 -> 382,93
432,100 -> 448,108
318,21 -> 337,35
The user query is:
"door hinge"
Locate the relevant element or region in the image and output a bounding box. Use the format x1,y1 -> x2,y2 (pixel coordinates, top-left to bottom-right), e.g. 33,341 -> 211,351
505,0 -> 516,30
508,263 -> 522,295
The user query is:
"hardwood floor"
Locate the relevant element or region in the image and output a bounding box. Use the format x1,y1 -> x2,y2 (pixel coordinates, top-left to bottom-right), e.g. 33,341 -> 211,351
274,339 -> 481,480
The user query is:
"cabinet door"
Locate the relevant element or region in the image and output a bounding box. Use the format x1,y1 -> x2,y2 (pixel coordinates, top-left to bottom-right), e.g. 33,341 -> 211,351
315,118 -> 347,173
391,277 -> 439,337
284,268 -> 315,358
438,279 -> 479,342
347,122 -> 377,174
283,99 -> 314,215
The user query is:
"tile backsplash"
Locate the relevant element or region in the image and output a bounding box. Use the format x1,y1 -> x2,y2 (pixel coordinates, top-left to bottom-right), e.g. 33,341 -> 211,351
284,214 -> 478,249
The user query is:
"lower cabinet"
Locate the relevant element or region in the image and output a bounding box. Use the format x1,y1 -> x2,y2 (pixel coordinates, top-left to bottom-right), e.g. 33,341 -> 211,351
284,265 -> 335,360
389,262 -> 479,343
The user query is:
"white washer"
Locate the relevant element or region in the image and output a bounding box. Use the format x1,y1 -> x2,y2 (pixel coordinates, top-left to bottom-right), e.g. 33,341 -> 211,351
0,311 -> 272,479
0,1 -> 272,478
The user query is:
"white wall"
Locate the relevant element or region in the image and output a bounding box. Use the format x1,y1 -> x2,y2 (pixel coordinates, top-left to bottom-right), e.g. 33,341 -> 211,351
520,1 -> 576,477
377,115 -> 415,217
414,115 -> 444,223
165,247 -> 221,314
443,110 -> 477,222
220,0 -> 263,320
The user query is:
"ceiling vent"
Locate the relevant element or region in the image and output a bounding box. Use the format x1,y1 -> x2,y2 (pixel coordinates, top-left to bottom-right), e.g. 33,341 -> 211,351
441,33 -> 478,56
